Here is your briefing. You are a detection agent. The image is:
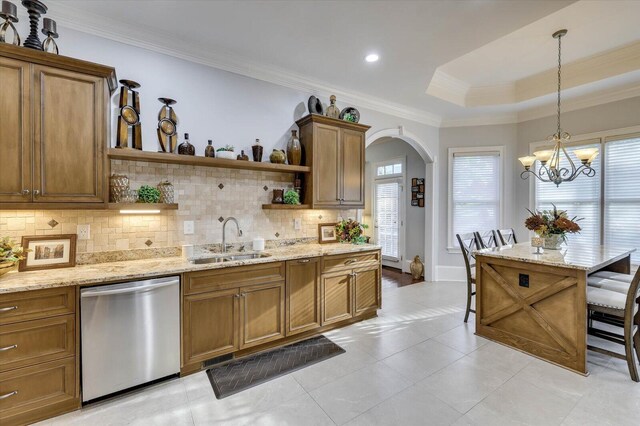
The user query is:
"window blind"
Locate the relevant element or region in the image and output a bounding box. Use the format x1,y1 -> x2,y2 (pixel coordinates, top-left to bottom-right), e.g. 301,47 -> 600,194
604,136 -> 640,263
451,152 -> 500,246
535,141 -> 601,246
375,181 -> 400,260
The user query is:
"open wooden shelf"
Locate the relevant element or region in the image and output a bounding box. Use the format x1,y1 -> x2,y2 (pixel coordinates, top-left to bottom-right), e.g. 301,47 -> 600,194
108,203 -> 178,210
262,204 -> 311,210
108,148 -> 311,173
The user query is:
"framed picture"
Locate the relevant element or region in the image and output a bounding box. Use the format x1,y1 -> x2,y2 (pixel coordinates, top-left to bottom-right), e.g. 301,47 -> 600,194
416,178 -> 425,185
411,200 -> 419,207
416,193 -> 424,199
19,234 -> 77,272
318,223 -> 338,244
419,199 -> 425,207
411,186 -> 419,192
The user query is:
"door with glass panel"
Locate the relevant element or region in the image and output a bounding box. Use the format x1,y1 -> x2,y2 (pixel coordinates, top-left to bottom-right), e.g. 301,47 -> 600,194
374,179 -> 403,266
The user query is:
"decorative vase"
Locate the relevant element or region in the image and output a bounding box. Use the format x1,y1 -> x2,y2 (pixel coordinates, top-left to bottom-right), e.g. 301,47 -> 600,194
109,174 -> 130,203
178,133 -> 195,155
237,150 -> 249,161
269,149 -> 286,164
272,189 -> 284,204
157,181 -> 174,204
543,234 -> 563,250
252,139 -> 263,162
287,130 -> 302,165
204,140 -> 215,158
0,260 -> 16,277
410,256 -> 424,280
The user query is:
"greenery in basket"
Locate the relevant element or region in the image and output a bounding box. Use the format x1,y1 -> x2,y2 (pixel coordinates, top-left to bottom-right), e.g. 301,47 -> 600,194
137,185 -> 161,203
524,204 -> 581,242
0,236 -> 29,264
335,219 -> 369,244
342,112 -> 357,123
283,189 -> 300,205
216,145 -> 235,152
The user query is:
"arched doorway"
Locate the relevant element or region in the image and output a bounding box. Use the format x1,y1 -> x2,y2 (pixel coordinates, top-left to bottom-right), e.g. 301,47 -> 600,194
364,128 -> 436,281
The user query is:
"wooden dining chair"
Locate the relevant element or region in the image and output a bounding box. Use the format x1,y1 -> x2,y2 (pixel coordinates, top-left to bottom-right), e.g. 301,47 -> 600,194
587,267 -> 640,382
476,230 -> 499,249
456,232 -> 481,323
496,228 -> 518,246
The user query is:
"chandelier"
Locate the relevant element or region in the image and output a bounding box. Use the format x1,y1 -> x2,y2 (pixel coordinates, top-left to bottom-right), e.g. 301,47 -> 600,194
518,29 -> 598,187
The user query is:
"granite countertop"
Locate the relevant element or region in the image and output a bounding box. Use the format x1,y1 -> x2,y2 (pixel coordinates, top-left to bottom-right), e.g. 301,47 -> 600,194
475,242 -> 636,271
0,242 -> 381,294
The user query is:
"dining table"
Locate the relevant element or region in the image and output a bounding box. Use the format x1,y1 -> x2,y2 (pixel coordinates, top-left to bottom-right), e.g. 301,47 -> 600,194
474,242 -> 636,375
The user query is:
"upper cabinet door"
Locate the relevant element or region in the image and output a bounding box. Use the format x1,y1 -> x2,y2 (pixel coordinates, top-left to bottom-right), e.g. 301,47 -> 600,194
313,124 -> 341,206
32,66 -> 106,203
0,57 -> 31,203
340,129 -> 365,207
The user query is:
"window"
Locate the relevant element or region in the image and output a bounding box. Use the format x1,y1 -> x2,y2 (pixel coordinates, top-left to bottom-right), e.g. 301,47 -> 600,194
377,161 -> 402,177
448,147 -> 503,249
531,130 -> 640,264
535,140 -> 601,246
604,135 -> 640,263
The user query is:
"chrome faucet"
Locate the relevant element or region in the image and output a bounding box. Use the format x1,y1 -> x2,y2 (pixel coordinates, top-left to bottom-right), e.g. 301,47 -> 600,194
222,217 -> 243,253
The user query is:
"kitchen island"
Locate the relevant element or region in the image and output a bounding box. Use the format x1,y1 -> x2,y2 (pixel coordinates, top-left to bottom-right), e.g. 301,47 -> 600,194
475,243 -> 635,375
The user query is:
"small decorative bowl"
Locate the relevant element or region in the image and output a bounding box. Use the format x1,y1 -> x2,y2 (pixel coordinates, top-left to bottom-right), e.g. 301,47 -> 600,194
216,151 -> 236,160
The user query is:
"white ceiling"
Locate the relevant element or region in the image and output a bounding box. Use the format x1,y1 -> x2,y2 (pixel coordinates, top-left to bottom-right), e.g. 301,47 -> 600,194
46,0 -> 640,126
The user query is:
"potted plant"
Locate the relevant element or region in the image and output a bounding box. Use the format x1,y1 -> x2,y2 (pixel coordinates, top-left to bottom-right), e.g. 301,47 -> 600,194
283,189 -> 300,205
216,145 -> 236,160
137,185 -> 161,203
524,204 -> 581,249
335,219 -> 369,245
0,237 -> 29,277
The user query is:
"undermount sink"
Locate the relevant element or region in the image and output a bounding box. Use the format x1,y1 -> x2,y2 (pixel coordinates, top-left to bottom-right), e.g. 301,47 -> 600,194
190,253 -> 271,264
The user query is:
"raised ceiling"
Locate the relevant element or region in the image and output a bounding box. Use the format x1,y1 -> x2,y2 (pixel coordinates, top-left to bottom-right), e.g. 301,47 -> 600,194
45,0 -> 640,126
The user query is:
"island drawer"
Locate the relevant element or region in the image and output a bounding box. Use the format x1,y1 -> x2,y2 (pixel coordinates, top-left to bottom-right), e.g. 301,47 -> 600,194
322,251 -> 380,273
0,314 -> 75,372
0,287 -> 75,326
184,262 -> 285,295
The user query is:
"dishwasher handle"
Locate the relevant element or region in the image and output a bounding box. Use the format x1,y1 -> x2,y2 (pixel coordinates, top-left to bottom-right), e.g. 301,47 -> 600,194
81,279 -> 179,298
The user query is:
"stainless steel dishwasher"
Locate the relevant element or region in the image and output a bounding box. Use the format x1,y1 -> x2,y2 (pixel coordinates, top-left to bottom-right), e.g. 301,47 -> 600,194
80,276 -> 180,402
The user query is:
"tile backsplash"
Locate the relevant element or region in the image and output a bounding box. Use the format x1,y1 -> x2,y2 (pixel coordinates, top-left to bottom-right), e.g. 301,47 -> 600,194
0,160 -> 355,255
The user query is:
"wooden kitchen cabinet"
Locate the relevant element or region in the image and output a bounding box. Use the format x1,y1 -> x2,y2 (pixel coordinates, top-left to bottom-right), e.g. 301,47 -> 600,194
286,258 -> 321,336
353,265 -> 381,316
296,114 -> 369,209
0,44 -> 116,209
239,281 -> 285,349
321,271 -> 354,325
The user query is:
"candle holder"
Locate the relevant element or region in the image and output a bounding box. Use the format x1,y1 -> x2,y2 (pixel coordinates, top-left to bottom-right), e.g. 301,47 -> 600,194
21,0 -> 47,50
531,237 -> 544,255
0,1 -> 20,45
41,17 -> 58,54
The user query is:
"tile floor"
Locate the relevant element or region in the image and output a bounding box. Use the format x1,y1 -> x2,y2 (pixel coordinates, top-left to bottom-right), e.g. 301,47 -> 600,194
38,281 -> 640,426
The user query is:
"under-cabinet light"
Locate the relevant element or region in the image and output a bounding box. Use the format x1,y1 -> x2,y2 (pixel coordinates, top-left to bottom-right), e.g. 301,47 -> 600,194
119,209 -> 161,215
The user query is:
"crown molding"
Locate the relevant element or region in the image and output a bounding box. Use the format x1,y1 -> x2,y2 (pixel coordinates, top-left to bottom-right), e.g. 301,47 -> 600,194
44,2 -> 442,128
425,69 -> 469,106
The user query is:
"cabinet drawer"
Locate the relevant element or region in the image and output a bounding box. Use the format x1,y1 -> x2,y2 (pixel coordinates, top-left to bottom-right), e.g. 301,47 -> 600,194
0,314 -> 75,372
322,251 -> 380,273
0,357 -> 78,425
185,262 -> 285,295
0,287 -> 75,326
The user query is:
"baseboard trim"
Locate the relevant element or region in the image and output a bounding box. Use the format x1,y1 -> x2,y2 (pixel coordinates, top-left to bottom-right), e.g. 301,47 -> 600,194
436,265 -> 466,282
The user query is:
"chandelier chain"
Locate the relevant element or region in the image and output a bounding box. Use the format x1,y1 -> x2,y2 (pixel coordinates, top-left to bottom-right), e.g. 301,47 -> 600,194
557,33 -> 562,137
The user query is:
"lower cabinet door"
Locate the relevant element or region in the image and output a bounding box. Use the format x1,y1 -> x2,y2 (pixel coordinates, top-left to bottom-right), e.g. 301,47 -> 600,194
354,266 -> 381,316
0,357 -> 78,425
286,258 -> 321,336
240,281 -> 285,349
183,289 -> 240,365
321,271 -> 354,325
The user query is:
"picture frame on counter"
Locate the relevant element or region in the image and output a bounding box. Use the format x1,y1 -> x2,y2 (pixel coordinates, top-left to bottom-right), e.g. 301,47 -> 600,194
318,223 -> 338,244
19,234 -> 77,272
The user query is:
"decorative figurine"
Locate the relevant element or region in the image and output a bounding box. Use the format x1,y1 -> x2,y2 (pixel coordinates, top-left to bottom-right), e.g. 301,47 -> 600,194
237,150 -> 249,161
178,133 -> 195,155
325,95 -> 341,119
269,149 -> 286,164
410,256 -> 424,280
204,140 -> 215,158
115,80 -> 143,150
157,98 -> 178,153
307,95 -> 324,115
0,1 -> 20,45
41,17 -> 58,54
252,138 -> 263,162
21,0 -> 46,50
287,130 -> 302,165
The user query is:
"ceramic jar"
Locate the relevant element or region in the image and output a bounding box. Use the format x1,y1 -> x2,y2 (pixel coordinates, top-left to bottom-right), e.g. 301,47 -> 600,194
410,256 -> 424,280
270,149 -> 286,164
237,150 -> 249,161
287,130 -> 302,165
204,140 -> 215,158
252,139 -> 263,162
178,133 -> 195,155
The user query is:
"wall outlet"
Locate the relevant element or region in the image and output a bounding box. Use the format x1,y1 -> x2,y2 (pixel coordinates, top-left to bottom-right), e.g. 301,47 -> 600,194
183,221 -> 194,235
294,218 -> 302,230
77,224 -> 90,240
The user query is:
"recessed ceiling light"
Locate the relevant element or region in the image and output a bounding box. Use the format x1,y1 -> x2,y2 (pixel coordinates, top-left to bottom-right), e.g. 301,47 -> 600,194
365,53 -> 379,63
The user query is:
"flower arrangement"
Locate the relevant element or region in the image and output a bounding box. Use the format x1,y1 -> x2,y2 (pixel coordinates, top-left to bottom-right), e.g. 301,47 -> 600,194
525,204 -> 581,243
335,219 -> 369,244
0,237 -> 30,276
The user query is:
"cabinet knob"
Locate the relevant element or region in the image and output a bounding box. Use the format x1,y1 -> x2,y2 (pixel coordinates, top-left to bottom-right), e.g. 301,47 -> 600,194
298,259 -> 310,263
33,189 -> 40,196
21,189 -> 30,195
